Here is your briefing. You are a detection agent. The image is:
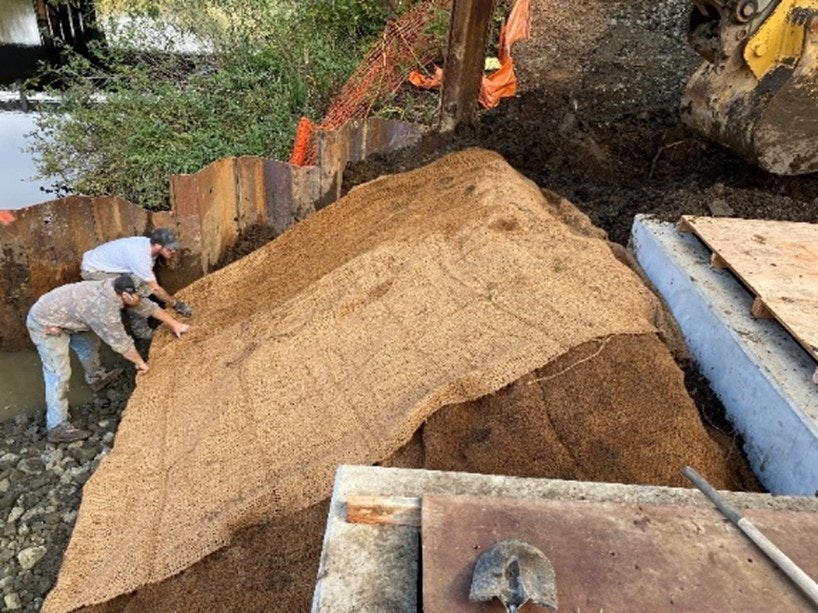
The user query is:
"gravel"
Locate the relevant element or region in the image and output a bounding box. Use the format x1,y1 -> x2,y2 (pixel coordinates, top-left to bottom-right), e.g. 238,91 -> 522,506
0,374 -> 133,611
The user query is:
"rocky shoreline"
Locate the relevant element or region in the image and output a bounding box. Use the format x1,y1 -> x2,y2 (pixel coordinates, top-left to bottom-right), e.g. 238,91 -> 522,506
0,369 -> 134,611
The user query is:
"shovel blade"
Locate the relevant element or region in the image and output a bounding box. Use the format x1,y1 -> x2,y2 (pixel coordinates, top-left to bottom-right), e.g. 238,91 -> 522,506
469,539 -> 558,612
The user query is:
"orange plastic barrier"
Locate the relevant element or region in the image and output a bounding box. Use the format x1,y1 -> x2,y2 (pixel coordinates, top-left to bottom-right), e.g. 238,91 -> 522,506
409,0 -> 530,109
408,65 -> 443,89
289,116 -> 314,167
0,210 -> 15,226
499,0 -> 531,63
290,0 -> 451,166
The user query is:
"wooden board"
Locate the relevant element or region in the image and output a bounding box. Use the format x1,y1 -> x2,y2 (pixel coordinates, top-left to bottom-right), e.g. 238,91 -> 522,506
421,493 -> 818,612
679,216 -> 818,377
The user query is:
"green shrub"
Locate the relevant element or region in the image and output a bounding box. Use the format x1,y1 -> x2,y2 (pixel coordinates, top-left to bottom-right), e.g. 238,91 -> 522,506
27,0 -> 421,209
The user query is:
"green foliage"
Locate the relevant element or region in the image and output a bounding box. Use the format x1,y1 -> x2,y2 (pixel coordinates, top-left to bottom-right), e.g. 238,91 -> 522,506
27,0 -> 419,209
297,0 -> 417,44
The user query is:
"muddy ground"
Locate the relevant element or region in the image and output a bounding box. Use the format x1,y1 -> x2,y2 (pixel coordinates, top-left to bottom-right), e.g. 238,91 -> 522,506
343,0 -> 818,248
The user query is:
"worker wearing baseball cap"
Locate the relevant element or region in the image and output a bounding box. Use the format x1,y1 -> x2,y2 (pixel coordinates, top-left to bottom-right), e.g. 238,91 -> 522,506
26,274 -> 190,444
80,228 -> 192,339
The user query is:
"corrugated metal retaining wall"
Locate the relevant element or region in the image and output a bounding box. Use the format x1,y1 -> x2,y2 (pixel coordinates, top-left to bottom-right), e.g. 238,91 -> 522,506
0,118 -> 424,351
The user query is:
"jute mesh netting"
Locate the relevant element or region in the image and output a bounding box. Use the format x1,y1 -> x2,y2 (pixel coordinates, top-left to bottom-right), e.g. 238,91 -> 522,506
46,148 -> 736,612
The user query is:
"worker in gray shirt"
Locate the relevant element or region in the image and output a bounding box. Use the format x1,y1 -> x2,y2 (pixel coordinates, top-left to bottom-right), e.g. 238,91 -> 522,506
81,227 -> 192,339
26,274 -> 191,444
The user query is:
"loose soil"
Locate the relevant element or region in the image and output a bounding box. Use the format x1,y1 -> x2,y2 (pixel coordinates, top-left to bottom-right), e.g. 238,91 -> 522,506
343,1 -> 818,248
42,1 -> 818,611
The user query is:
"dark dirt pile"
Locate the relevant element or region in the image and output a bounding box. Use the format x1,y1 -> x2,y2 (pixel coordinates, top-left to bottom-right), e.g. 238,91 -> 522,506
344,1 -> 818,247
418,335 -> 757,491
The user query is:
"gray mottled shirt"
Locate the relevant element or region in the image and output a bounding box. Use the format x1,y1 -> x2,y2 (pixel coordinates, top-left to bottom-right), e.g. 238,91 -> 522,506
28,279 -> 158,354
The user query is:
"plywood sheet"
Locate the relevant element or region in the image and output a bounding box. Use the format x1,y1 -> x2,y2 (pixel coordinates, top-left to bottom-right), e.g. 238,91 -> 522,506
421,493 -> 818,612
679,216 -> 818,367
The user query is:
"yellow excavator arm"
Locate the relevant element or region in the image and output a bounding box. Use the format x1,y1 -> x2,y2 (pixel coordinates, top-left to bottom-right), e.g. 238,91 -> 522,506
682,0 -> 818,174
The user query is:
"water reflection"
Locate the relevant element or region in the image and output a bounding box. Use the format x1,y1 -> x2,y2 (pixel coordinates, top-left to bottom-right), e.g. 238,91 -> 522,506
0,351 -> 93,423
0,110 -> 54,209
0,0 -> 41,45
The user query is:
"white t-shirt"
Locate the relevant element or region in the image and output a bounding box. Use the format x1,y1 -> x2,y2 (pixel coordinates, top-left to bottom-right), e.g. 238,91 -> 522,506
80,236 -> 157,282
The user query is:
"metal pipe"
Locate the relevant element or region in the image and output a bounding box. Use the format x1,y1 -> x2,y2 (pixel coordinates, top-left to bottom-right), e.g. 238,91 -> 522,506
683,466 -> 818,607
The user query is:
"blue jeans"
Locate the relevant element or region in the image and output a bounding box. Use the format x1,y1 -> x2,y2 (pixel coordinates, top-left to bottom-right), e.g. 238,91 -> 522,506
26,314 -> 104,430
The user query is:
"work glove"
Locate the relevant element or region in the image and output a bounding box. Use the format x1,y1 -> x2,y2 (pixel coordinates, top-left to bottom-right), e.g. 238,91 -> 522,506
173,300 -> 192,317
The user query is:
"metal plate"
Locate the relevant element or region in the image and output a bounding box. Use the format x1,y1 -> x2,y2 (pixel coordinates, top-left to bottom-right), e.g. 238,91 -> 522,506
421,494 -> 818,612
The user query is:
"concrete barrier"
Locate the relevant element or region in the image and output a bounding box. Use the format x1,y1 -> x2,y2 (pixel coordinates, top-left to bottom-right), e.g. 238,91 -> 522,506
630,215 -> 818,495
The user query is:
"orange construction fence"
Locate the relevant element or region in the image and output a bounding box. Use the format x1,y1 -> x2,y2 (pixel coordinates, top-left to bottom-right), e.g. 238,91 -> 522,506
290,0 -> 531,167
290,0 -> 452,166
409,0 -> 530,108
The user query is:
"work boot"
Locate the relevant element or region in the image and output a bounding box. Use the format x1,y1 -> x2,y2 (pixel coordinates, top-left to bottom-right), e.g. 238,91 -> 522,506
88,367 -> 124,392
47,423 -> 91,444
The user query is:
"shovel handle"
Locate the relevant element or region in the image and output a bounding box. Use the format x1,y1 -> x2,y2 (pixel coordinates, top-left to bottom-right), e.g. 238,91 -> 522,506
683,466 -> 818,607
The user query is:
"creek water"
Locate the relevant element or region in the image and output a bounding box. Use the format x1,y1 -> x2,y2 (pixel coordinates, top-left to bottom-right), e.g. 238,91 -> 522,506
0,110 -> 54,210
1,1 -> 91,421
1,66 -> 63,425
0,352 -> 95,423
0,114 -> 119,423
0,4 -> 78,422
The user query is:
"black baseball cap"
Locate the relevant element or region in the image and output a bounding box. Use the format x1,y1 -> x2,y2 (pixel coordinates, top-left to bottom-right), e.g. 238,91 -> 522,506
113,274 -> 152,297
150,227 -> 182,250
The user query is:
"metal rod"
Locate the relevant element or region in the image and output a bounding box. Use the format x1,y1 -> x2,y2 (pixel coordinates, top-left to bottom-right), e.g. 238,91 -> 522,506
683,466 -> 818,607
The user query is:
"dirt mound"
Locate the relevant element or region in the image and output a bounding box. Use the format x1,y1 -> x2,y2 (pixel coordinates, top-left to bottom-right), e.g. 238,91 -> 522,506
53,148 -> 751,613
81,335 -> 753,613
421,335 -> 747,488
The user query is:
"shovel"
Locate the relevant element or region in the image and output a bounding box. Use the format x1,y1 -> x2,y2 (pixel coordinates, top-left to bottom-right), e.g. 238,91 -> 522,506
469,539 -> 558,612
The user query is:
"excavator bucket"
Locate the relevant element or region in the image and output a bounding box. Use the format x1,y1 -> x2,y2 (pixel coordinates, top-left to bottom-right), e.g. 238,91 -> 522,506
681,0 -> 818,175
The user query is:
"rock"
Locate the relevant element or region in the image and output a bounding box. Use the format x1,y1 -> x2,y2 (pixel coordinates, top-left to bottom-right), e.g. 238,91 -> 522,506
17,546 -> 47,571
0,453 -> 19,466
69,447 -> 98,463
42,448 -> 64,470
61,466 -> 90,485
17,458 -> 45,475
21,507 -> 42,523
4,592 -> 21,610
708,198 -> 734,217
0,493 -> 17,511
6,469 -> 22,486
36,574 -> 53,594
7,506 -> 23,524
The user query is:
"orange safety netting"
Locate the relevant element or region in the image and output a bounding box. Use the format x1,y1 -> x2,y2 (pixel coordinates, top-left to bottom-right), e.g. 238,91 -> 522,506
290,0 -> 452,166
410,0 -> 530,109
